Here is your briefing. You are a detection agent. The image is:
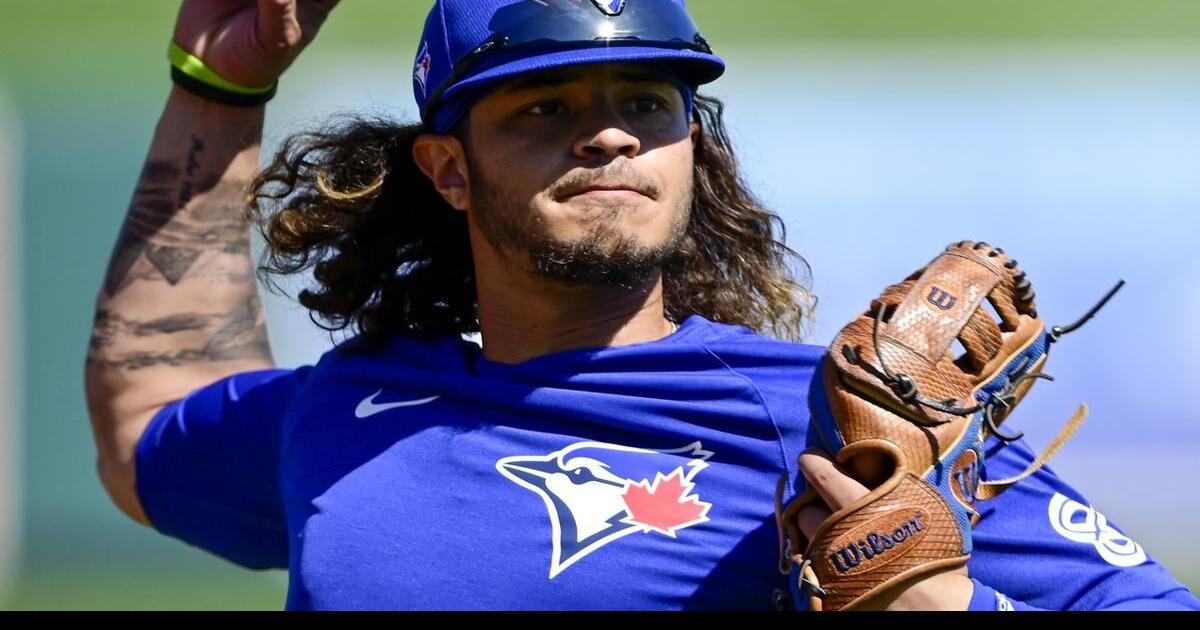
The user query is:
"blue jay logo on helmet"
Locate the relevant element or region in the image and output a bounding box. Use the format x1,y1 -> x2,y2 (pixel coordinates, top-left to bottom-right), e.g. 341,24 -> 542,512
544,0 -> 627,16
589,0 -> 628,16
413,40 -> 433,99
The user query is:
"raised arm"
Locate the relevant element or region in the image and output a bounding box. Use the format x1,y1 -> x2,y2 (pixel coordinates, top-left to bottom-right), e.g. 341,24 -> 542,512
84,0 -> 339,526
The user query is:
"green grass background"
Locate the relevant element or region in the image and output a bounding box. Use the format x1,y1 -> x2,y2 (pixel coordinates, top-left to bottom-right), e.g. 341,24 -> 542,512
1,0 -> 1197,610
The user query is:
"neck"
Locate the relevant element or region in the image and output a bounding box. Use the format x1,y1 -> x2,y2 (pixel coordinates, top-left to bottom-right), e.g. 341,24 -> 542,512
473,245 -> 676,366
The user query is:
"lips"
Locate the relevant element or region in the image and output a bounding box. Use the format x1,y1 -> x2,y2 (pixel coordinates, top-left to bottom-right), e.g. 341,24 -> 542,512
558,183 -> 654,201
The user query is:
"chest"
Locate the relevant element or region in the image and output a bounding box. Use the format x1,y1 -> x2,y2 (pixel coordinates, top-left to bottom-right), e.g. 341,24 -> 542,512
278,384 -> 792,610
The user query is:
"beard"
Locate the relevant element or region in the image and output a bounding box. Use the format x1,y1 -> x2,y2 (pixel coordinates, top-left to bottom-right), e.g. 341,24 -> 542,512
468,155 -> 692,289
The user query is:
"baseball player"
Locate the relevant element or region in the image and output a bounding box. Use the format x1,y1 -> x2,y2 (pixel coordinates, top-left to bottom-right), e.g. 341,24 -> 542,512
84,0 -> 1200,610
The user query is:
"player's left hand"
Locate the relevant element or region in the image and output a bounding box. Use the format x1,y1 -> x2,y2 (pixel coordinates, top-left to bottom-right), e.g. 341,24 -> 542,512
795,449 -> 975,611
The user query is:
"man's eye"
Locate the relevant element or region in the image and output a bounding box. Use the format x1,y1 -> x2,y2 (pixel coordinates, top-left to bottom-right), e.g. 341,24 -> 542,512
626,97 -> 666,114
523,101 -> 564,116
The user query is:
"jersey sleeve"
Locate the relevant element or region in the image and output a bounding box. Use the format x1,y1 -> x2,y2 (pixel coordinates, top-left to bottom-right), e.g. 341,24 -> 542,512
967,435 -> 1200,610
134,366 -> 311,569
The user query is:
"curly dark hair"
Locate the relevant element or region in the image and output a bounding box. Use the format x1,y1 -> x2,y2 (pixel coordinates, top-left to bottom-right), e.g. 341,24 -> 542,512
247,95 -> 813,347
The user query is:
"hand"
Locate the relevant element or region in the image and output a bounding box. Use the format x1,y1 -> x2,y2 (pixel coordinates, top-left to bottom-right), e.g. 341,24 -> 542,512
796,449 -> 975,611
173,0 -> 341,88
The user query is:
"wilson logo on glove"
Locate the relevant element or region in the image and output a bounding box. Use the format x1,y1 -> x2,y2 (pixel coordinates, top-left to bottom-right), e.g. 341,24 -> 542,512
827,508 -> 928,575
926,286 -> 959,311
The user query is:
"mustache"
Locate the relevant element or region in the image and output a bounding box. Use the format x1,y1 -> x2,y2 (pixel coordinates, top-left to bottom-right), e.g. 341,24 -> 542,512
548,161 -> 663,201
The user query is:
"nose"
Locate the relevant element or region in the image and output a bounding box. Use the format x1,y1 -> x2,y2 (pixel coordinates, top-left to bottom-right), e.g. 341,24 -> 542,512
573,109 -> 642,161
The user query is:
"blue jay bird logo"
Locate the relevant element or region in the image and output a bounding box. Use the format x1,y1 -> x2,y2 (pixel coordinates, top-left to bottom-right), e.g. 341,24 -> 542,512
537,1 -> 626,18
413,41 -> 432,98
497,440 -> 714,578
590,0 -> 627,16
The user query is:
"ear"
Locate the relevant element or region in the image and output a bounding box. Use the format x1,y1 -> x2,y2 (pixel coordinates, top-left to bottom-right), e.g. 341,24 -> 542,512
412,133 -> 471,211
688,120 -> 700,146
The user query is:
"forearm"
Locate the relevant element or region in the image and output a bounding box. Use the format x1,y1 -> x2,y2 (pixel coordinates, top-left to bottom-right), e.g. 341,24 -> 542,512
86,85 -> 273,468
967,578 -> 1200,611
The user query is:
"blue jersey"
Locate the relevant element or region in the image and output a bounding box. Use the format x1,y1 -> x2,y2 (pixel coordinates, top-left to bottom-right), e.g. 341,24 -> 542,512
134,315 -> 1199,610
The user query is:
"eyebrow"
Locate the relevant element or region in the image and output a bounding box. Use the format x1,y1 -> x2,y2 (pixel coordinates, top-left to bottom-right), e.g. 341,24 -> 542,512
495,69 -> 675,95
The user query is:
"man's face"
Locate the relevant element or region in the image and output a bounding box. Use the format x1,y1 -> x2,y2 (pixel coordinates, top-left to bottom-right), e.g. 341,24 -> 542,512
461,63 -> 698,287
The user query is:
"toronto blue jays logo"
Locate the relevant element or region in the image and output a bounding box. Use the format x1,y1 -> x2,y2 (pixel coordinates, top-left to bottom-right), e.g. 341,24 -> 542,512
539,0 -> 626,17
590,0 -> 627,16
413,40 -> 432,98
497,440 -> 713,578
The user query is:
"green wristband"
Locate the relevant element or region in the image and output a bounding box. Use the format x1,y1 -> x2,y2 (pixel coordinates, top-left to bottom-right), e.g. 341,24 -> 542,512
167,41 -> 277,107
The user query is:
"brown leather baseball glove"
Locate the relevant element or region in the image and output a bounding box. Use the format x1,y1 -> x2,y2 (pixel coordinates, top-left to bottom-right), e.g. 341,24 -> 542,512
777,241 -> 1123,611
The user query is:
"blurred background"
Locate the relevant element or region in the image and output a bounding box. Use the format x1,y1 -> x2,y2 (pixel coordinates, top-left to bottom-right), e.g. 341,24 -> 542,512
0,0 -> 1197,610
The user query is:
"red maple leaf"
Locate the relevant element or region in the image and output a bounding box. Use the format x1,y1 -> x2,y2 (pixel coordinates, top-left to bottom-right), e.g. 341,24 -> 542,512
621,467 -> 711,536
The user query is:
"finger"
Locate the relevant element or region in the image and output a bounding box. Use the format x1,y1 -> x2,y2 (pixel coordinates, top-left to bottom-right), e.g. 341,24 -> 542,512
799,449 -> 871,513
796,502 -> 833,542
297,0 -> 340,33
257,0 -> 303,49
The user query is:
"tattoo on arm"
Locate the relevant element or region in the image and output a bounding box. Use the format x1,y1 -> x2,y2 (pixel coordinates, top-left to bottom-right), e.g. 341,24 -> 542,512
88,297 -> 271,370
103,135 -> 251,296
91,133 -> 272,370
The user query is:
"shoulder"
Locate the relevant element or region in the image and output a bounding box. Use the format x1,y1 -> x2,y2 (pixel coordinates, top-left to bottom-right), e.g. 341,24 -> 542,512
308,329 -> 471,374
681,316 -> 825,371
680,317 -> 824,421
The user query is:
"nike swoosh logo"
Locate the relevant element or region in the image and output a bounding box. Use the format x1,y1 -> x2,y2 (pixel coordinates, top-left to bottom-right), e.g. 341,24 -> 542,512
355,390 -> 441,419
